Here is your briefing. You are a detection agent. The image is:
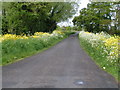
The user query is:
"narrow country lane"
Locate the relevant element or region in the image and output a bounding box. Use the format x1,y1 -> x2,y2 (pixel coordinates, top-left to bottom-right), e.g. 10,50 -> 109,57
2,33 -> 118,88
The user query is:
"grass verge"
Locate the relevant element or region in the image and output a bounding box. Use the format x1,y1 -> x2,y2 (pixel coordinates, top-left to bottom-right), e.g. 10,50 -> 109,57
79,37 -> 119,82
2,37 -> 66,66
2,31 -> 73,66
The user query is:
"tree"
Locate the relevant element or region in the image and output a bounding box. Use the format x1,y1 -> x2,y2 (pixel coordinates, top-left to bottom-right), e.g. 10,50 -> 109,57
2,2 -> 77,34
112,1 -> 120,35
73,2 -> 113,33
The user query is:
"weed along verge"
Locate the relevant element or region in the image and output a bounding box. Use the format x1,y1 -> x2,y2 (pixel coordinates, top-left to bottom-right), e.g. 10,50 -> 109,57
1,30 -> 74,66
79,31 -> 119,82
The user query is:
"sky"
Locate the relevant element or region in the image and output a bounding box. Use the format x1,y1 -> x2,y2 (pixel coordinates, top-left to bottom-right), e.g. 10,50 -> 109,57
57,0 -> 90,27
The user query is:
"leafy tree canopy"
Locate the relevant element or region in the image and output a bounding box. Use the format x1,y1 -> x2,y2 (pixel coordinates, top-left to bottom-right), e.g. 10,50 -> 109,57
72,2 -> 119,34
2,2 -> 77,34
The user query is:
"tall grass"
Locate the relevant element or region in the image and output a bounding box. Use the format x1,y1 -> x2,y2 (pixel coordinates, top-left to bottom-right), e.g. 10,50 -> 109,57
79,31 -> 119,81
1,30 -> 73,65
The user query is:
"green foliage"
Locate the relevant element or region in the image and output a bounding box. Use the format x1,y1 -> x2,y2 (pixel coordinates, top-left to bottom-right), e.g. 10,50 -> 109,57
56,26 -> 63,31
79,36 -> 118,81
2,31 -> 73,65
2,2 -> 77,34
73,2 -> 119,34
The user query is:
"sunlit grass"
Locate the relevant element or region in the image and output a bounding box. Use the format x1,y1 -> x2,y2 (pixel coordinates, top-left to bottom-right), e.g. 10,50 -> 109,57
79,31 -> 119,81
1,30 -> 73,66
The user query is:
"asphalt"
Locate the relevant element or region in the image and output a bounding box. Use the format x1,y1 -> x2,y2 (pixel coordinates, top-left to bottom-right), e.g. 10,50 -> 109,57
2,33 -> 118,88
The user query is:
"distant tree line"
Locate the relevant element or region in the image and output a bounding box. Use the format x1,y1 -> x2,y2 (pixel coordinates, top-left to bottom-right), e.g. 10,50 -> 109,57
72,2 -> 120,35
2,2 -> 77,35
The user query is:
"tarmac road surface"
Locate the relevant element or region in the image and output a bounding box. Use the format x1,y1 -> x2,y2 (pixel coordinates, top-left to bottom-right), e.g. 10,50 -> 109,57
2,33 -> 118,88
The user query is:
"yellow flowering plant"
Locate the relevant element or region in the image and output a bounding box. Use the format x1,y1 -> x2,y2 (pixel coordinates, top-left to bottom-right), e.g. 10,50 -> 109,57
79,31 -> 119,80
1,30 -> 71,65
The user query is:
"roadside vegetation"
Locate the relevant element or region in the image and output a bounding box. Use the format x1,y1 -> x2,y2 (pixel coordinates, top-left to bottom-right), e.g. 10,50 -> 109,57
1,1 -> 119,82
1,30 -> 74,65
73,1 -> 120,81
79,31 -> 119,81
1,2 -> 77,65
